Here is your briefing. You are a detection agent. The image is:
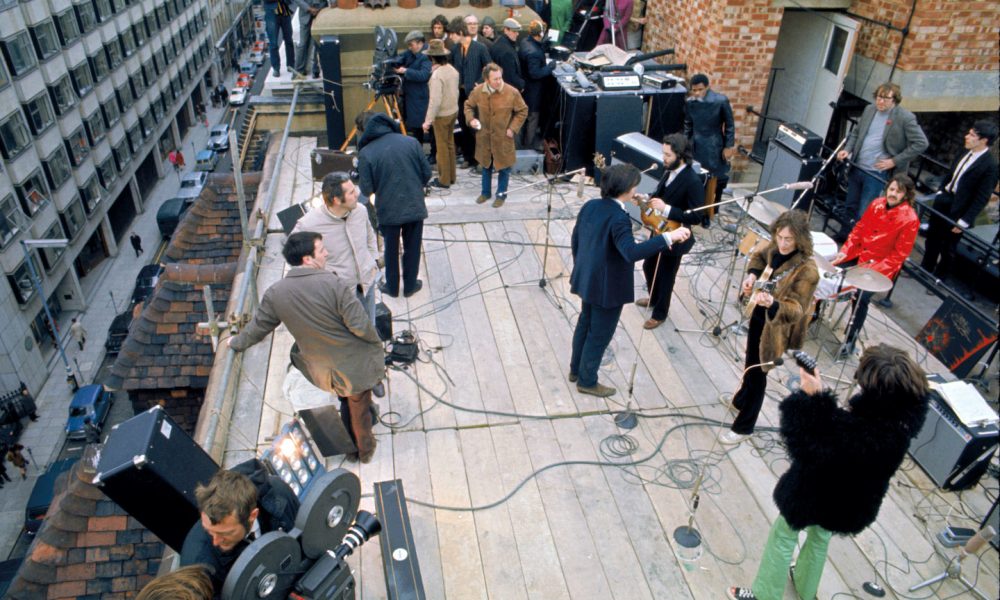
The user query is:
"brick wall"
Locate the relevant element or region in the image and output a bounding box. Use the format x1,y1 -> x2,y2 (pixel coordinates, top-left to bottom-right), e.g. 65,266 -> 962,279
852,0 -> 999,72
643,0 -> 783,164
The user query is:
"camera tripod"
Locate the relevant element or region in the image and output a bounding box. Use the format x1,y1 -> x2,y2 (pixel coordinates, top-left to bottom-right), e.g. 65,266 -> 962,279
339,91 -> 407,151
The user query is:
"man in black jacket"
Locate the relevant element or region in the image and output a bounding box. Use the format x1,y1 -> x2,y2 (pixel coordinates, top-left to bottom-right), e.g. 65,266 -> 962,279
450,18 -> 491,169
727,344 -> 928,600
490,19 -> 525,92
518,21 -> 554,151
636,134 -> 705,329
356,112 -> 432,298
395,31 -> 432,147
180,460 -> 299,597
920,120 -> 999,281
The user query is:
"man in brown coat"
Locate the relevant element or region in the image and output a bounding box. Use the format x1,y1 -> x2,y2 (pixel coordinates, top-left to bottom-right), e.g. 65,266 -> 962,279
228,231 -> 385,462
465,63 -> 528,207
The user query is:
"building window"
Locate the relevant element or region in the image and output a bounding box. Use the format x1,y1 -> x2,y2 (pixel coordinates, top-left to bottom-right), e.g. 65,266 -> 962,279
16,171 -> 50,218
44,147 -> 73,190
75,2 -> 98,34
105,41 -> 123,70
132,23 -> 146,46
8,260 -> 37,305
157,4 -> 168,26
0,194 -> 25,248
65,127 -> 90,166
129,73 -> 142,99
84,109 -> 105,145
150,95 -> 163,121
49,76 -> 77,115
120,28 -> 136,57
23,94 -> 55,135
59,195 -> 86,240
38,222 -> 67,271
824,26 -> 850,75
139,109 -> 153,137
102,96 -> 119,127
109,0 -> 125,14
141,60 -> 153,88
94,0 -> 113,22
90,50 -> 109,81
70,61 -> 94,97
126,123 -> 141,153
55,10 -> 82,46
1,31 -> 39,77
0,60 -> 7,90
0,112 -> 31,159
113,139 -> 130,172
30,21 -> 61,61
144,14 -> 157,37
80,175 -> 101,213
97,155 -> 116,188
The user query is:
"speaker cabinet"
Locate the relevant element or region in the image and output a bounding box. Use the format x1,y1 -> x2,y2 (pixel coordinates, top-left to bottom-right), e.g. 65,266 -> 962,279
758,139 -> 822,209
94,406 -> 219,551
594,95 -> 643,179
908,394 -> 999,491
317,36 -> 345,149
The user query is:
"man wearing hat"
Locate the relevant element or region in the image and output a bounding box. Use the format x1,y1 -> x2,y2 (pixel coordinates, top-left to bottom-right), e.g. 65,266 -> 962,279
490,19 -> 525,92
465,63 -> 528,207
395,31 -> 432,149
480,16 -> 498,45
423,39 -> 460,188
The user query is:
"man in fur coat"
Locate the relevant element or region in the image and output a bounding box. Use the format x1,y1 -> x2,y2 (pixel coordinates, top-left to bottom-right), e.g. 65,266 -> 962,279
728,344 -> 929,600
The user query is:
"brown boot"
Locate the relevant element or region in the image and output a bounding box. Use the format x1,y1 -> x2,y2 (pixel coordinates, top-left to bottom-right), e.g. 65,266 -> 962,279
348,390 -> 377,463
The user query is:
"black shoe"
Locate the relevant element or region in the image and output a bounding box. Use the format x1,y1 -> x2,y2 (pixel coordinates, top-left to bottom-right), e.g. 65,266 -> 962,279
701,216 -> 711,229
875,298 -> 893,309
429,178 -> 450,189
379,283 -> 399,298
403,280 -> 423,298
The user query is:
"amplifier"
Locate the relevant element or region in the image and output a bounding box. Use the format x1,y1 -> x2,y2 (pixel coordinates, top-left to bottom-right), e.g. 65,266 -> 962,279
311,149 -> 356,181
908,393 -> 999,491
597,72 -> 642,91
512,150 -> 544,175
642,72 -> 680,90
94,406 -> 220,551
375,301 -> 392,342
774,122 -> 822,158
611,132 -> 664,193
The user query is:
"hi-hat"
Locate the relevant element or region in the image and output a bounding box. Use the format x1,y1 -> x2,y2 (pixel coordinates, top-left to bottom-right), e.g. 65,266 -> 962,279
843,268 -> 893,293
737,196 -> 785,226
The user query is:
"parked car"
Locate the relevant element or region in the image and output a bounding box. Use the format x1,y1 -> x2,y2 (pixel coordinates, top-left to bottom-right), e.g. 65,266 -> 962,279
252,40 -> 268,53
176,171 -> 208,200
239,62 -> 258,78
156,197 -> 195,237
131,263 -> 164,307
208,124 -> 230,151
194,149 -> 220,172
65,384 -> 113,441
229,87 -> 249,106
25,458 -> 80,533
249,50 -> 265,65
236,73 -> 252,89
0,558 -> 23,596
104,310 -> 133,355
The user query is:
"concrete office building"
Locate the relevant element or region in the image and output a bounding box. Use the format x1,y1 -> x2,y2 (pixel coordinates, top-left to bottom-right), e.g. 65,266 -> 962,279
0,0 -> 222,394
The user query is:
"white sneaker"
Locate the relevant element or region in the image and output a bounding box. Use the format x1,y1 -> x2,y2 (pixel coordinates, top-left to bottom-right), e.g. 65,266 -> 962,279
718,429 -> 749,445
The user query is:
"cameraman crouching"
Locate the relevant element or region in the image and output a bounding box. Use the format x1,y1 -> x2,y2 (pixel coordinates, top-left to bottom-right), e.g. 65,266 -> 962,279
728,344 -> 929,600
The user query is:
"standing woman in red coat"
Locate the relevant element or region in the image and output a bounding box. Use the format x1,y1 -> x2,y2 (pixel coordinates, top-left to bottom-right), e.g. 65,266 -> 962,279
831,173 -> 919,356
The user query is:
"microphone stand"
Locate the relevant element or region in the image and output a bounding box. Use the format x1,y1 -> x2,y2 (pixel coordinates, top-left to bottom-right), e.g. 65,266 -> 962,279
674,357 -> 784,558
791,136 -> 847,221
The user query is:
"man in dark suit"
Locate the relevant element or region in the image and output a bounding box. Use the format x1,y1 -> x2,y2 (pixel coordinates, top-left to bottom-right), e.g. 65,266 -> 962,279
637,134 -> 705,329
518,21 -> 554,151
490,19 -> 525,93
450,18 -> 491,170
683,73 -> 734,226
570,164 -> 691,397
920,120 -> 999,280
836,83 -> 928,221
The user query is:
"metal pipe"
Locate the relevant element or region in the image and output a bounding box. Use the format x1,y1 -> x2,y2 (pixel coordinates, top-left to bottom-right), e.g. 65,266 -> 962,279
199,84 -> 302,459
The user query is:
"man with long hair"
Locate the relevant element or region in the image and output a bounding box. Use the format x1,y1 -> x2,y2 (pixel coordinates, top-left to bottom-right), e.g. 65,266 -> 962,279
728,344 -> 929,600
721,210 -> 819,444
832,174 -> 919,357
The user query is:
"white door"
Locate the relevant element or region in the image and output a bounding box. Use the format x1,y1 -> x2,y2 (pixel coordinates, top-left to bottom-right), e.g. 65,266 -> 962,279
759,10 -> 859,141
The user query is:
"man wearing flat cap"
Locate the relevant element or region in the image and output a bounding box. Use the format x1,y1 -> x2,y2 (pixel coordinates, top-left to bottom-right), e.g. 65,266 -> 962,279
395,31 -> 432,149
490,19 -> 525,92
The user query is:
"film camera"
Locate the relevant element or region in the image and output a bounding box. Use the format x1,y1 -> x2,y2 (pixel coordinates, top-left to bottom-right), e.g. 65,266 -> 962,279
366,26 -> 403,96
221,469 -> 381,599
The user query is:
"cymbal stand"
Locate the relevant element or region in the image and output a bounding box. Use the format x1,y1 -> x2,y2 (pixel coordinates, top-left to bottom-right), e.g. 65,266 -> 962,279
792,136 -> 847,221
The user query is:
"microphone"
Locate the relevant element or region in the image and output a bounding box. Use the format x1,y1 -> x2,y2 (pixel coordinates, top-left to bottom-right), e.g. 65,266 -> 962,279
783,181 -> 813,191
577,175 -> 585,198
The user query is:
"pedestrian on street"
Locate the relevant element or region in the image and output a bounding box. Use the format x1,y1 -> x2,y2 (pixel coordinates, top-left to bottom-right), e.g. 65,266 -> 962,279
7,444 -> 28,479
168,150 -> 179,172
70,318 -> 87,350
83,417 -> 101,443
175,150 -> 186,170
130,232 -> 144,256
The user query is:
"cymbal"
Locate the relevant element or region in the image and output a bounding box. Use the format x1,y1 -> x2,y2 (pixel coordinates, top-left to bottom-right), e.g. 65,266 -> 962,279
737,196 -> 785,226
842,267 -> 893,293
812,253 -> 836,274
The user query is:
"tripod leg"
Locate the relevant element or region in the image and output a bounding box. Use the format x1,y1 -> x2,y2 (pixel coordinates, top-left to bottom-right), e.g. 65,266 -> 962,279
340,96 -> 382,151
908,570 -> 948,592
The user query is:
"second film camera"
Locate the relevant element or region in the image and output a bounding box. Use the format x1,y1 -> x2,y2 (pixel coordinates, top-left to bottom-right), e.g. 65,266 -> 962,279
366,26 -> 403,96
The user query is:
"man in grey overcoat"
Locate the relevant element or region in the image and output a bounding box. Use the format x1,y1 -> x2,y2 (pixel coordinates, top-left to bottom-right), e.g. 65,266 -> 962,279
228,231 -> 385,462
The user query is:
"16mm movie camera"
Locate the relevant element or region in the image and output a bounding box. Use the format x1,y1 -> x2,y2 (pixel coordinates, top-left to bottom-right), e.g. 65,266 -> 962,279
366,26 -> 403,97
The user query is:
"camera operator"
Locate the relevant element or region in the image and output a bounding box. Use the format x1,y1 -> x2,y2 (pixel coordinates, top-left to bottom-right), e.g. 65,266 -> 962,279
180,462 -> 300,597
395,32 -> 432,150
727,344 -> 929,600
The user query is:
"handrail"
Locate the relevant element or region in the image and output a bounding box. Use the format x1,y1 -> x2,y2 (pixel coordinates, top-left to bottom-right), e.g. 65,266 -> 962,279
197,84 -> 302,462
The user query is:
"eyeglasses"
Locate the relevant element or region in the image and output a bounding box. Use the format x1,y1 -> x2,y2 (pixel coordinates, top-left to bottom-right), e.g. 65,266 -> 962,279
876,94 -> 895,100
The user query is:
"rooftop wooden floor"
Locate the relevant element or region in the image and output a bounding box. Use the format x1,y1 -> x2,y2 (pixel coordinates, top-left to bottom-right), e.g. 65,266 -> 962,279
223,138 -> 999,600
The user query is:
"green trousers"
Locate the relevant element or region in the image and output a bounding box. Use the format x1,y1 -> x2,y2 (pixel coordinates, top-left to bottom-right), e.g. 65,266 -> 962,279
752,514 -> 832,600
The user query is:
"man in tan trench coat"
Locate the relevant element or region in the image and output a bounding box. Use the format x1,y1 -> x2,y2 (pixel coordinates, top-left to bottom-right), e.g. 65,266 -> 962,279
465,63 -> 528,208
228,231 -> 385,463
